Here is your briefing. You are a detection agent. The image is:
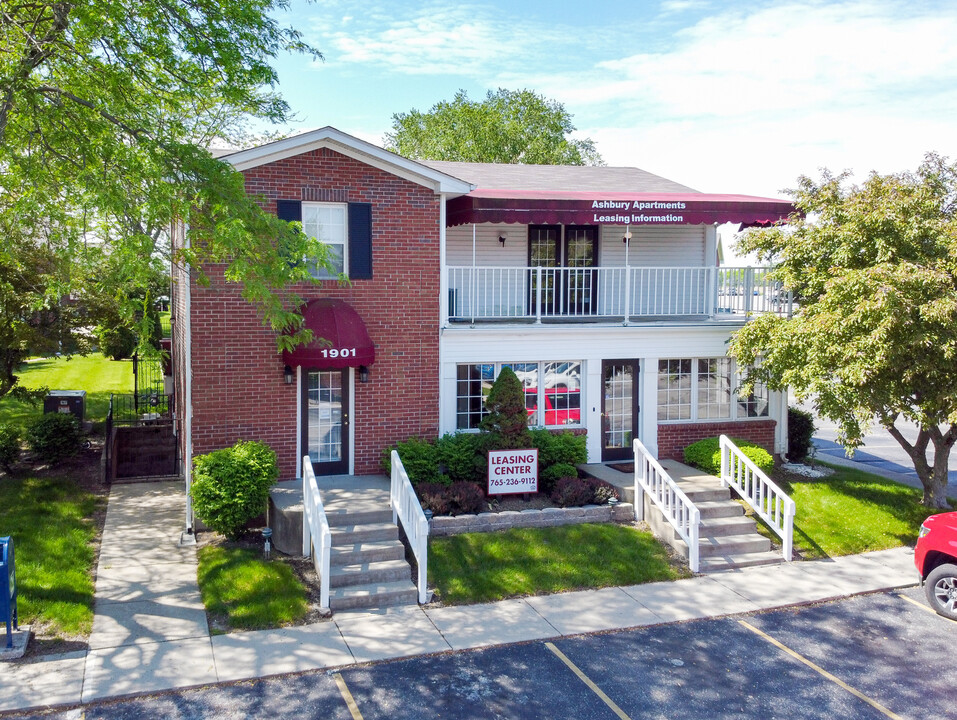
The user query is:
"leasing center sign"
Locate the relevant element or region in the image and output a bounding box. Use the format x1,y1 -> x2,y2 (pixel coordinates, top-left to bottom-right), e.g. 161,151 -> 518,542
488,449 -> 539,495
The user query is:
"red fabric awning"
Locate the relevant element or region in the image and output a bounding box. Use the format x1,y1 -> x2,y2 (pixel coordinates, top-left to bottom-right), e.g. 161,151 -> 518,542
446,190 -> 796,228
282,299 -> 375,369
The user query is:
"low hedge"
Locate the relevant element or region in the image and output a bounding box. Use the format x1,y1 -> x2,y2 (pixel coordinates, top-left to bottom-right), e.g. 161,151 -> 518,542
683,436 -> 774,476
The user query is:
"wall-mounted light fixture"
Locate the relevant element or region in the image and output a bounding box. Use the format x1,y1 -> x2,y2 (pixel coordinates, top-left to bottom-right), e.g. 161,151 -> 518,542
622,231 -> 632,243
498,234 -> 507,247
283,365 -> 294,385
359,365 -> 370,383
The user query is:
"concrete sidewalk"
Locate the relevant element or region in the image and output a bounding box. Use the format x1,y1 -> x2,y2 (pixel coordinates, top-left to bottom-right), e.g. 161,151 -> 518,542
1,482 -> 921,715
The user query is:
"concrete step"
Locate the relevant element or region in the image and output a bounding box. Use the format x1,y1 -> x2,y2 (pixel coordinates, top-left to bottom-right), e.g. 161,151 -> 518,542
330,522 -> 399,545
696,533 -> 772,558
326,508 -> 394,528
329,558 -> 411,588
674,483 -> 732,503
329,580 -> 419,611
695,500 -> 746,519
330,539 -> 406,566
700,515 -> 758,537
698,551 -> 787,572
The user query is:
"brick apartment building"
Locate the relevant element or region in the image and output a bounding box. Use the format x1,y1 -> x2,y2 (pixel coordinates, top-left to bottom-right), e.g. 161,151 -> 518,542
171,127 -> 793,494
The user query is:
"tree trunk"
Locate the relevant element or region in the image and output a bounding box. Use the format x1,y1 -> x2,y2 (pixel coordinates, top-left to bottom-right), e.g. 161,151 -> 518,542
886,423 -> 955,509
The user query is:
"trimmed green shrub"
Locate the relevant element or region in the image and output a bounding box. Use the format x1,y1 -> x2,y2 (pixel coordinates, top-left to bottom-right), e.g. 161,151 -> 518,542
383,437 -> 442,486
788,407 -> 817,461
550,477 -> 593,507
0,424 -> 21,470
190,440 -> 279,539
437,432 -> 483,483
683,436 -> 774,476
540,462 -> 578,494
97,325 -> 136,361
26,413 -> 81,463
448,481 -> 485,515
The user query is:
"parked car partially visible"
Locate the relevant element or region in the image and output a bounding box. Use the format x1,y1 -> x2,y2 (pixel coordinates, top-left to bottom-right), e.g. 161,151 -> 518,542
915,511 -> 957,620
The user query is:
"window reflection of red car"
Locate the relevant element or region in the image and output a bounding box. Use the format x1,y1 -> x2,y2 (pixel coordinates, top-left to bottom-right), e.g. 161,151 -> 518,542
524,388 -> 581,426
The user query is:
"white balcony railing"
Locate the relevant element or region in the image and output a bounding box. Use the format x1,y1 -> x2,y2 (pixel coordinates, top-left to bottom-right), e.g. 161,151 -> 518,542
446,266 -> 792,323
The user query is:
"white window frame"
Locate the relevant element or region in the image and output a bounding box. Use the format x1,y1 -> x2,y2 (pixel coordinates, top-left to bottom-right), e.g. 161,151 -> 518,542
454,361 -> 584,430
657,357 -> 769,423
302,201 -> 348,278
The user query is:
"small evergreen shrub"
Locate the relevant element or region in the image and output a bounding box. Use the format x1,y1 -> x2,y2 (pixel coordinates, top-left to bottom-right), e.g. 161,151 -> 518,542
683,436 -> 774,476
437,432 -> 483,483
586,478 -> 620,505
190,440 -> 279,539
447,481 -> 485,515
480,367 -> 532,449
26,413 -> 81,463
416,481 -> 452,516
0,424 -> 21,470
550,477 -> 593,507
540,462 -> 579,494
787,407 -> 817,461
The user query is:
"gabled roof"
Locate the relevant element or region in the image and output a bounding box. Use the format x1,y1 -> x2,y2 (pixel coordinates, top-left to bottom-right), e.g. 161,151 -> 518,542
219,127 -> 474,195
421,160 -> 699,193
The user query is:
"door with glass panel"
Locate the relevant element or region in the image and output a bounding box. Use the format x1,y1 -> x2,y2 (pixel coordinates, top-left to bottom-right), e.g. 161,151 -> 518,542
564,226 -> 598,315
528,225 -> 560,315
304,369 -> 349,475
601,360 -> 639,461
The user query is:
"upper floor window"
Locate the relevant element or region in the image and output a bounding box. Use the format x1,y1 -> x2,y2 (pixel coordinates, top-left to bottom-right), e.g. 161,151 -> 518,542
302,202 -> 347,278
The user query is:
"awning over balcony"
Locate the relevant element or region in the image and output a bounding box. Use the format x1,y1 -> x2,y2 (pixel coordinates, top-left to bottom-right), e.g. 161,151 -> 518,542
446,189 -> 796,228
282,299 -> 375,368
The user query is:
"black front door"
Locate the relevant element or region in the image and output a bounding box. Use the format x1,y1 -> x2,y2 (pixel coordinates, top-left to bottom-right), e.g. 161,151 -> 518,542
601,359 -> 639,462
304,369 -> 350,475
528,225 -> 598,316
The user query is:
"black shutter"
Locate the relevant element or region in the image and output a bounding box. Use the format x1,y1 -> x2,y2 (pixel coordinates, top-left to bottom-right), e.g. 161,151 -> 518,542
348,202 -> 373,279
276,199 -> 302,222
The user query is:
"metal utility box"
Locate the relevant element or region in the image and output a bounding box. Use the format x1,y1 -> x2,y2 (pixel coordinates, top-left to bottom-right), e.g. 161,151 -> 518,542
1,536 -> 17,649
43,390 -> 87,422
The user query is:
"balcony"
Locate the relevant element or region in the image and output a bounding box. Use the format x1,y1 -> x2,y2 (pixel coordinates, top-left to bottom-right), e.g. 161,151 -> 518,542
446,266 -> 792,323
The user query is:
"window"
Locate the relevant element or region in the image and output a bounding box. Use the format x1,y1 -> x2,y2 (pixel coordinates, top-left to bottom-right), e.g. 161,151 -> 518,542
455,361 -> 583,429
302,202 -> 347,277
657,359 -> 692,420
697,358 -> 732,419
659,358 -> 768,422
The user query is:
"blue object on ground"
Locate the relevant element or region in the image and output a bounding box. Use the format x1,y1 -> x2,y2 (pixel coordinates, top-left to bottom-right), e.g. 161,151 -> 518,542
0,536 -> 17,649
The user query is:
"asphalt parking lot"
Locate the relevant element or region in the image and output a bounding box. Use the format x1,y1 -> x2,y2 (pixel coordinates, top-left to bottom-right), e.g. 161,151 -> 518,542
12,586 -> 955,720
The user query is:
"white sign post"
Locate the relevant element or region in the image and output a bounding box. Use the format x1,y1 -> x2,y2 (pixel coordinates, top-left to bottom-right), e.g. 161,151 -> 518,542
487,449 -> 539,495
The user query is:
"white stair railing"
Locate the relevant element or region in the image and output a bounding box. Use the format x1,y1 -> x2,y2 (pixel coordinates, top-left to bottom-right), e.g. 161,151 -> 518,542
390,450 -> 430,603
719,435 -> 795,561
301,455 -> 332,612
633,439 -> 701,572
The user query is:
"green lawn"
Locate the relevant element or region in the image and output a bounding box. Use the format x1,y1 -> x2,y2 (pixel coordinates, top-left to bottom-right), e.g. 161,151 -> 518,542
0,472 -> 104,637
0,354 -> 134,426
428,523 -> 689,605
759,464 -> 953,559
196,545 -> 309,633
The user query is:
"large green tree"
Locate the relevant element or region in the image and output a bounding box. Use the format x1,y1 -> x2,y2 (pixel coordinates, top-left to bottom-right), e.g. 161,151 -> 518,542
730,154 -> 957,508
385,88 -> 604,166
0,1 -> 330,401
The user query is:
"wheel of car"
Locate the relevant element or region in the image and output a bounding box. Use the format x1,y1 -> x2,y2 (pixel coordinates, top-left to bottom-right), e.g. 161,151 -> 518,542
924,563 -> 957,620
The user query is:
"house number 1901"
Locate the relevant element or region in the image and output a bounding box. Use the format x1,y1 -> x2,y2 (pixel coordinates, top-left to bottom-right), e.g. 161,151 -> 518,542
319,348 -> 357,358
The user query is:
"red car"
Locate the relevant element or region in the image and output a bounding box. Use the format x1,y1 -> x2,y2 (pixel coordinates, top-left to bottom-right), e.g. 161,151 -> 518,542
524,388 -> 581,426
915,511 -> 957,620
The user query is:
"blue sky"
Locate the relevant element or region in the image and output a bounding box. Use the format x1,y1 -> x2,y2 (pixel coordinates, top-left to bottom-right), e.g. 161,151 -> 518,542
268,0 -> 957,199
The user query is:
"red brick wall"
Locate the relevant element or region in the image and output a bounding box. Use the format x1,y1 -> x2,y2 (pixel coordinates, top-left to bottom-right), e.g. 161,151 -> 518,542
184,147 -> 441,478
656,420 -> 776,461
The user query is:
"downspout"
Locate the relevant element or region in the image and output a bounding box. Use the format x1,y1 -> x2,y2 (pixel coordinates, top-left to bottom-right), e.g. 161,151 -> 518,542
438,194 -> 448,434
182,224 -> 195,543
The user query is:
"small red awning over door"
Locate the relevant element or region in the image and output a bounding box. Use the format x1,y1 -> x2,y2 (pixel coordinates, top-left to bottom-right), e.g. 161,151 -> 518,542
282,299 -> 375,368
